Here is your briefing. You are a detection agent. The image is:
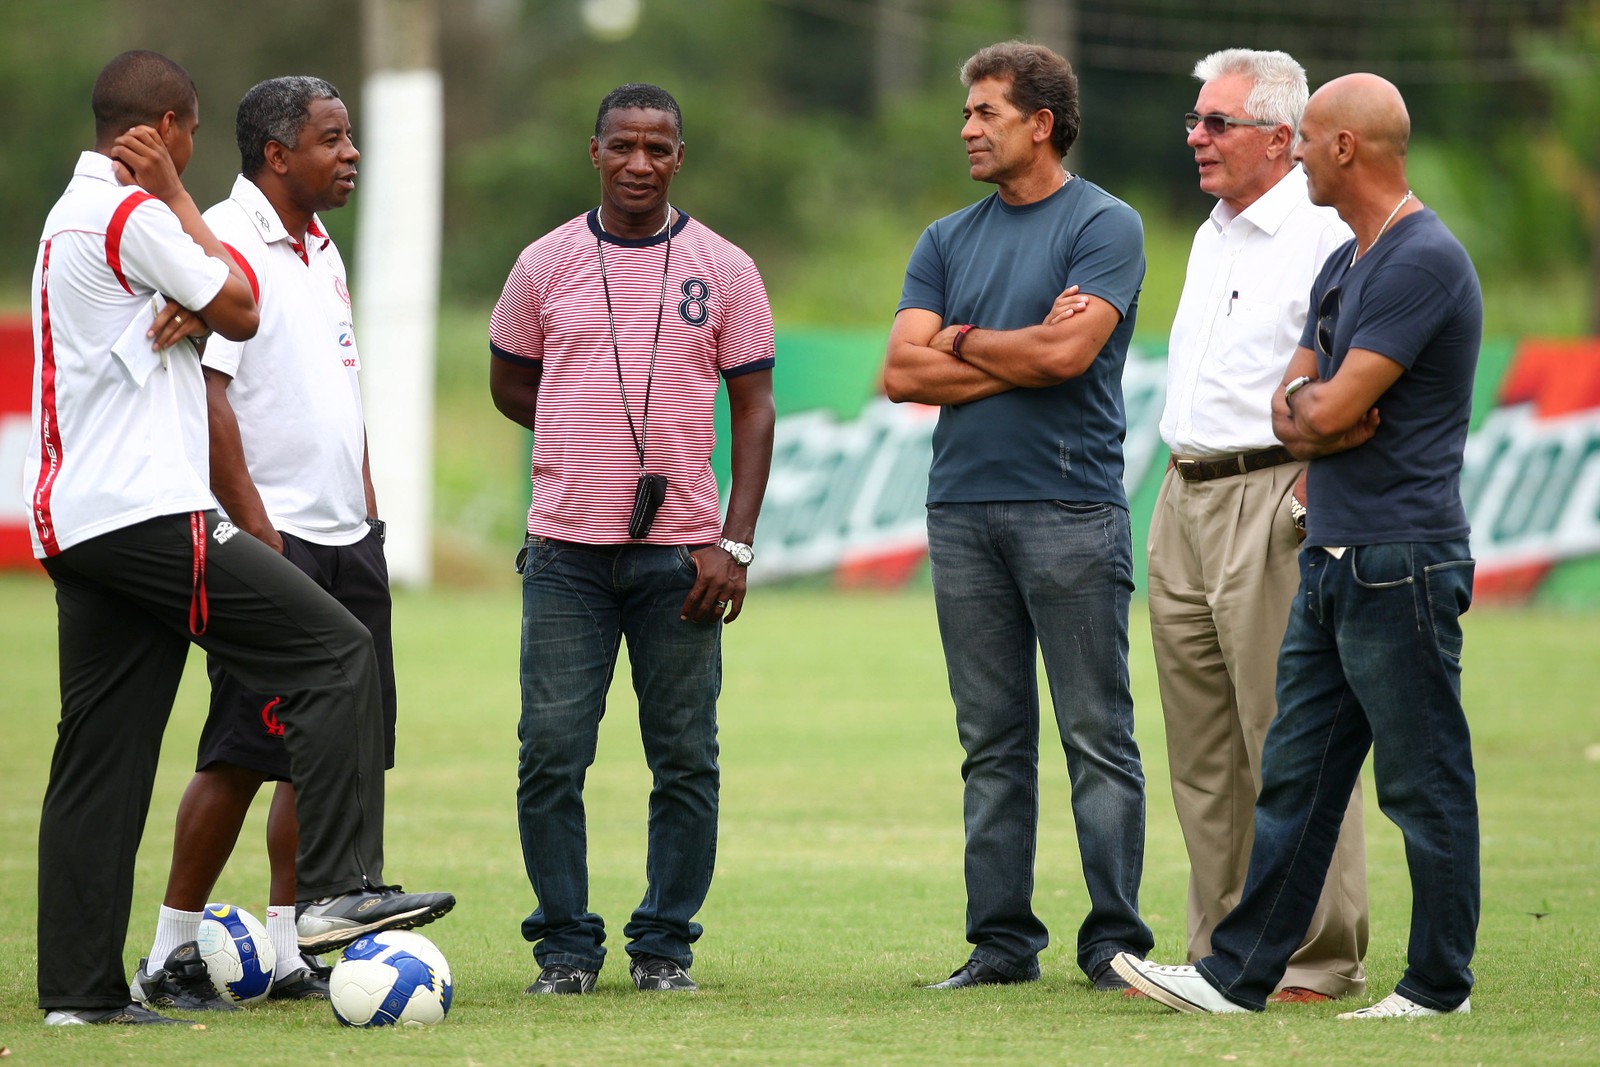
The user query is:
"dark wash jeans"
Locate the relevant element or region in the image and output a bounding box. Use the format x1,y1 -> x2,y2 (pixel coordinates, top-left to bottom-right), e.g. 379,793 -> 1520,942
926,500 -> 1155,980
1199,540 -> 1479,1011
515,538 -> 722,972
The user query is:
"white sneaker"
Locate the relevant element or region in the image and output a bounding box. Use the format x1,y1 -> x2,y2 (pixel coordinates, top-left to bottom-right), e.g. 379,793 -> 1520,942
1111,952 -> 1248,1014
1338,991 -> 1471,1019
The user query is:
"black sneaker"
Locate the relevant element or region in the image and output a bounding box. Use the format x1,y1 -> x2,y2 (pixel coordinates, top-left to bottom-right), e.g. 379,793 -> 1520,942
525,964 -> 598,995
130,941 -> 237,1012
44,1003 -> 183,1025
629,955 -> 698,991
296,885 -> 456,955
269,953 -> 332,1000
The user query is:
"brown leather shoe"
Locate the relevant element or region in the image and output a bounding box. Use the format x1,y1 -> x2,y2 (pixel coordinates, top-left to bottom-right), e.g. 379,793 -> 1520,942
1269,986 -> 1333,1003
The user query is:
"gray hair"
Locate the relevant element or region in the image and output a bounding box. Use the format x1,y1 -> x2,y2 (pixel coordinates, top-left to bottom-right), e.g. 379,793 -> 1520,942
1192,48 -> 1307,129
236,76 -> 342,178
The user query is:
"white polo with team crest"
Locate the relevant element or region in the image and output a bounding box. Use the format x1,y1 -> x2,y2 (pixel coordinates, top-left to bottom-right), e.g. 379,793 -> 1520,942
201,175 -> 368,546
27,152 -> 230,558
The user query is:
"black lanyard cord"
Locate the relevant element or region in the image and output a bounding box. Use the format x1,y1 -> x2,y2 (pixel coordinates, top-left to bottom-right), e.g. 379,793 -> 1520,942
595,228 -> 673,470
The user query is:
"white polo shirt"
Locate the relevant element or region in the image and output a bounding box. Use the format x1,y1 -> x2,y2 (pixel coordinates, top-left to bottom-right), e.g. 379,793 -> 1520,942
26,152 -> 229,557
201,176 -> 368,546
1161,166 -> 1351,456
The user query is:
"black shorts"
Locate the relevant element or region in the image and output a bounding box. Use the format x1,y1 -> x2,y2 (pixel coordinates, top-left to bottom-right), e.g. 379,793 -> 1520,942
195,527 -> 397,780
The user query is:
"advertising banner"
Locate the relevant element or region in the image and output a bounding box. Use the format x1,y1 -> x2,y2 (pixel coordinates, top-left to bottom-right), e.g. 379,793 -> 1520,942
744,329 -> 1600,607
0,320 -> 34,567
5,317 -> 1597,606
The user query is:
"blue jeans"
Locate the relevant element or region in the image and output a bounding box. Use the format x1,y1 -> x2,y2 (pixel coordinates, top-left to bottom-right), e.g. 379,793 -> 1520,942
926,501 -> 1154,980
1199,541 -> 1478,1011
515,539 -> 722,972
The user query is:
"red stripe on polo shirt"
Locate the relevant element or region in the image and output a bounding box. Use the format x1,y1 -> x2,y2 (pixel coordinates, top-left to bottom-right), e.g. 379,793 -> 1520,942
222,242 -> 260,303
32,239 -> 62,556
104,191 -> 157,294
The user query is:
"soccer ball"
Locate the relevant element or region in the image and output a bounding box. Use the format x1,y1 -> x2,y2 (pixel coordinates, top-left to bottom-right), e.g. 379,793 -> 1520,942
198,903 -> 277,1005
328,930 -> 453,1028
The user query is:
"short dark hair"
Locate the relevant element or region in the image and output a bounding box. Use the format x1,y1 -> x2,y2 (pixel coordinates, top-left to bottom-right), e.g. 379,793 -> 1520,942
960,42 -> 1080,157
594,83 -> 683,141
236,76 -> 342,178
91,50 -> 197,142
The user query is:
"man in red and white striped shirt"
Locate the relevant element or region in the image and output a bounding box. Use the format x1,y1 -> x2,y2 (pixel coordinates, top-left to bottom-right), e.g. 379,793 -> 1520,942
489,82 -> 775,996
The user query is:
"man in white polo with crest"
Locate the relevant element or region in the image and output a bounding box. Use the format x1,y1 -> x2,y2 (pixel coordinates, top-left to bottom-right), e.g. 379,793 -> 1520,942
134,75 -> 426,1013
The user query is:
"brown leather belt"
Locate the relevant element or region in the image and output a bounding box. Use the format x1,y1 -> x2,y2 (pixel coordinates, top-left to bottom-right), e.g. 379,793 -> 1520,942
1169,446 -> 1296,483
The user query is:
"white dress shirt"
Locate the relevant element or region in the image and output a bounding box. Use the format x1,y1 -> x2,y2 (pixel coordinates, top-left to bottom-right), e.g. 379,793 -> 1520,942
1161,165 -> 1351,456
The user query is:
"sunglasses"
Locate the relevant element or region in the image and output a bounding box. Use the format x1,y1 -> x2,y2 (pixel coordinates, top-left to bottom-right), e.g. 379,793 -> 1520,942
1184,112 -> 1280,137
1315,286 -> 1342,359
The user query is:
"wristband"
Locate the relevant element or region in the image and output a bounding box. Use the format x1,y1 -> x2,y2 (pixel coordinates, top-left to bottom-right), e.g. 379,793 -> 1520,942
951,324 -> 976,361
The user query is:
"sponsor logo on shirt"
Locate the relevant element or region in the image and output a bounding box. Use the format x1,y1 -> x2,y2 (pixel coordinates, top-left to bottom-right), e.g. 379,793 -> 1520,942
334,276 -> 351,307
337,320 -> 357,366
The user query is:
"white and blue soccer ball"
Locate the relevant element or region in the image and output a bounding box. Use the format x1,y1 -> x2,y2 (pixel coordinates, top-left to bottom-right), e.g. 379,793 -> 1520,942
198,903 -> 277,1005
328,930 -> 453,1028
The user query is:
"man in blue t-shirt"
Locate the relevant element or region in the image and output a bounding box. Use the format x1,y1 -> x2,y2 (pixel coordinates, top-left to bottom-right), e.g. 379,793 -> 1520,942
1114,74 -> 1483,1021
883,40 -> 1155,993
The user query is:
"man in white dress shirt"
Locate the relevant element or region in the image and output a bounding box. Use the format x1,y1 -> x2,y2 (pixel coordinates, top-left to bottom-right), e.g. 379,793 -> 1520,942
1147,48 -> 1367,1002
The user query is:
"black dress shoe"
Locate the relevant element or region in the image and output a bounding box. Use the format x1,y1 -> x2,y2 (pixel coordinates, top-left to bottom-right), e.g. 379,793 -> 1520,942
1091,960 -> 1132,991
923,958 -> 1037,990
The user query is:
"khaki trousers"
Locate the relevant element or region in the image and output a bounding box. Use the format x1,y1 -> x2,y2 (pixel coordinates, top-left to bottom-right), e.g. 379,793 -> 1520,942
1147,461 -> 1368,997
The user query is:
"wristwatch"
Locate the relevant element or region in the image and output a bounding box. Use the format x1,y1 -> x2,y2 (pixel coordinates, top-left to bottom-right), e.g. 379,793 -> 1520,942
1284,375 -> 1313,400
717,538 -> 754,567
1288,496 -> 1307,532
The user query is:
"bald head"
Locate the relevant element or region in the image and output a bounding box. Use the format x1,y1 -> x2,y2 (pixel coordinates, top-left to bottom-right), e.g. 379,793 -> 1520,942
1306,73 -> 1410,159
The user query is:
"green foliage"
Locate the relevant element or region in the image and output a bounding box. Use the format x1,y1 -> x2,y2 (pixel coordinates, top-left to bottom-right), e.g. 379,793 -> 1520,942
1407,140 -> 1586,277
2,1 -> 1596,332
0,2 -> 119,270
1,578 -> 1598,1063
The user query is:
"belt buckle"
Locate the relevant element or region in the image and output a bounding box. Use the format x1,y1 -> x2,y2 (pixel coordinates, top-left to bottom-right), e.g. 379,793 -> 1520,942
1174,458 -> 1203,482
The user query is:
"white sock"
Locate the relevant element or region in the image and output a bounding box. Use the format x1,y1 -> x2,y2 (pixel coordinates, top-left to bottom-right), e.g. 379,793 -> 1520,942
265,905 -> 306,979
148,905 -> 203,970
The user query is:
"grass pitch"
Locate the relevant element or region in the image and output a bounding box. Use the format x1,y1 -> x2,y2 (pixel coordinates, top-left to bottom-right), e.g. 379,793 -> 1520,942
0,574 -> 1596,1065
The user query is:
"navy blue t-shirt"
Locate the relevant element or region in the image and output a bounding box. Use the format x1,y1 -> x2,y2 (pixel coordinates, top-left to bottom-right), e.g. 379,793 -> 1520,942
897,177 -> 1145,506
1296,209 -> 1482,545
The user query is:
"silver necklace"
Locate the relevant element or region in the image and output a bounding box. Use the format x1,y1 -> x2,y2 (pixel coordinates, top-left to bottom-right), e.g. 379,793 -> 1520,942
598,203 -> 674,237
1351,190 -> 1413,266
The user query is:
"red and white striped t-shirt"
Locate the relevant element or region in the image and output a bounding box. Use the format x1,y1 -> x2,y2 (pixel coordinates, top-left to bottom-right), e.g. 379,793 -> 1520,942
489,210 -> 774,545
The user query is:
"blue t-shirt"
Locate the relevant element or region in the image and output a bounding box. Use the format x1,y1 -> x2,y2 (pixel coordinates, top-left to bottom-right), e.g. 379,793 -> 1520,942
897,177 -> 1145,506
1296,209 -> 1482,545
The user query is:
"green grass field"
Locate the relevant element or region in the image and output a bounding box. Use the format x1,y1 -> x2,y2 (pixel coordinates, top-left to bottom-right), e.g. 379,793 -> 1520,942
1,574 -> 1596,1065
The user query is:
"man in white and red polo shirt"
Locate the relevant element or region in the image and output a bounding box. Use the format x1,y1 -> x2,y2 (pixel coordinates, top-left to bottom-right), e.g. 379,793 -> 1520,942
130,75 -> 431,1014
489,82 -> 775,997
28,51 -> 451,1028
